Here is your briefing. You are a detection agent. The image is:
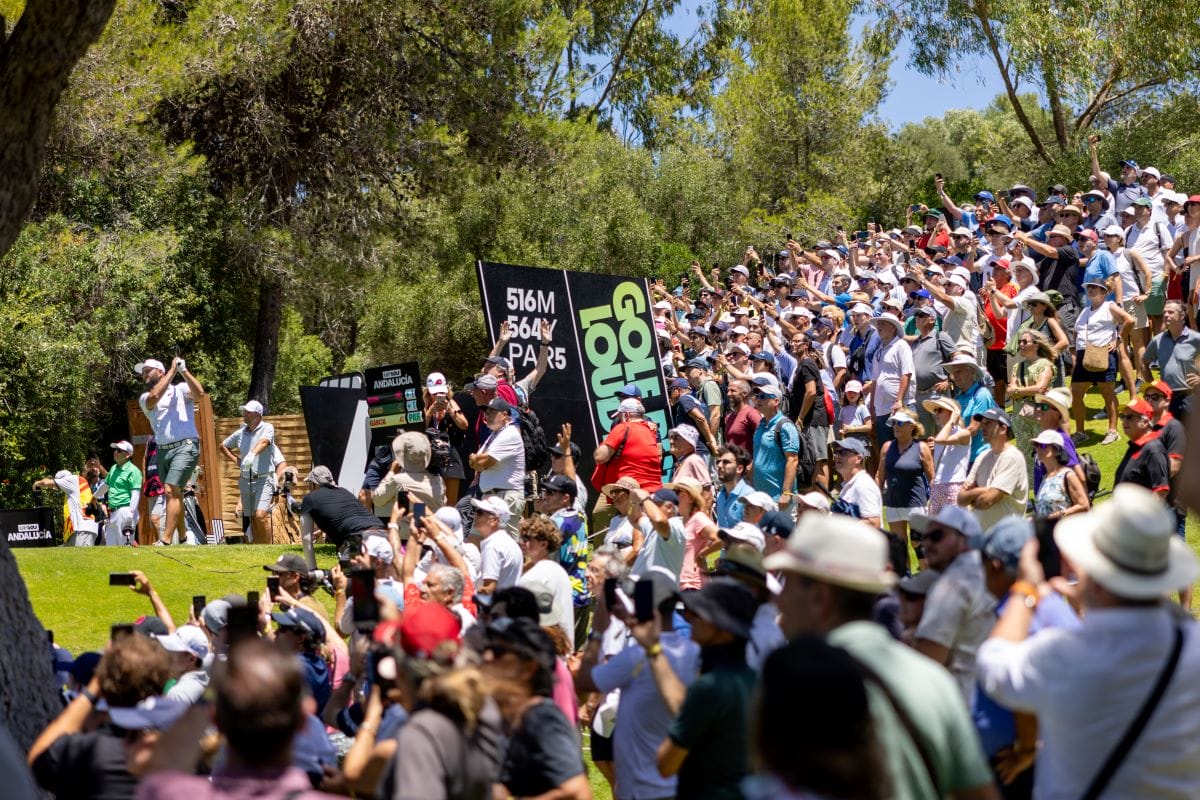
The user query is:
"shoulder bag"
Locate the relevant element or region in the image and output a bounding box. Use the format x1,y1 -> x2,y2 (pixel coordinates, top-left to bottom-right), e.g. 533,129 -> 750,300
1079,625 -> 1184,800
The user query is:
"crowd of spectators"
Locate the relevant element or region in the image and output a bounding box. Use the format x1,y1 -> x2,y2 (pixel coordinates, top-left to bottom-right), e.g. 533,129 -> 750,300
20,149 -> 1200,800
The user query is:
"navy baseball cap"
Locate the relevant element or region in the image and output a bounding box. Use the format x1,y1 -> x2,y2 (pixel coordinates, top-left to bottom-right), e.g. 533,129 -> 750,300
616,383 -> 643,398
752,351 -> 776,364
652,488 -> 680,504
972,407 -> 1013,428
685,358 -> 708,370
974,190 -> 995,202
758,510 -> 795,540
542,473 -> 578,498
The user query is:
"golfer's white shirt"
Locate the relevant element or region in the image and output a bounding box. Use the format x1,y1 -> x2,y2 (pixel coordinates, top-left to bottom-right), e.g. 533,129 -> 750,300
978,605 -> 1200,799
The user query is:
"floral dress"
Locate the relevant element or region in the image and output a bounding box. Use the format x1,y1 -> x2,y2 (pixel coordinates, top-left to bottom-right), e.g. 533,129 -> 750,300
1034,469 -> 1071,518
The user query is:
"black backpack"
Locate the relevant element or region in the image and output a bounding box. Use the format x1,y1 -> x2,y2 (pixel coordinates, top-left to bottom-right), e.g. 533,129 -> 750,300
1080,452 -> 1102,500
426,428 -> 453,475
516,406 -> 550,475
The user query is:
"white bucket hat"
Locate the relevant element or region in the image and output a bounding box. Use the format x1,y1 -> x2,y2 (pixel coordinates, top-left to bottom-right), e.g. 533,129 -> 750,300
1034,387 -> 1071,421
1055,485 -> 1198,599
763,513 -> 897,594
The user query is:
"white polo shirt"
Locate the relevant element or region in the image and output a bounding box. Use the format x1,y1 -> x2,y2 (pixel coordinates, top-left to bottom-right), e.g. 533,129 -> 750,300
477,421 -> 525,492
139,383 -> 199,445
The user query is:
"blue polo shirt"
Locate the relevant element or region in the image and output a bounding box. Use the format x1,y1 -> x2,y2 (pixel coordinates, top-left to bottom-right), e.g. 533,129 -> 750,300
715,478 -> 752,528
752,412 -> 800,498
1082,250 -> 1117,297
953,382 -> 997,463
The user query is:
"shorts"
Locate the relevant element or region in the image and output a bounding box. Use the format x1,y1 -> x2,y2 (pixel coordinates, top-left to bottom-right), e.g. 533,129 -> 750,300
1122,298 -> 1149,330
883,506 -> 921,523
151,496 -> 166,518
1072,349 -> 1117,384
239,475 -> 275,516
985,348 -> 1007,381
1144,276 -> 1167,317
802,425 -> 830,461
157,439 -> 200,487
590,727 -> 614,761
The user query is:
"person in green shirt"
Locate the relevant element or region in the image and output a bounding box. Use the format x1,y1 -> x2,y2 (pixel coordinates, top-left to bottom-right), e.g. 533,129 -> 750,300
765,512 -> 999,800
103,441 -> 143,546
633,578 -> 759,800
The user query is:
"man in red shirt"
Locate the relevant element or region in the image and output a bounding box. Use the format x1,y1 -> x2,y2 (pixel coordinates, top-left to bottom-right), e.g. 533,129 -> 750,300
592,399 -> 663,529
723,378 -> 761,455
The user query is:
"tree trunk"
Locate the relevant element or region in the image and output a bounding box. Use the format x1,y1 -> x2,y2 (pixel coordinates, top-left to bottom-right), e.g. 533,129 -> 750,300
0,543 -> 61,751
0,0 -> 116,751
248,273 -> 284,411
0,0 -> 116,261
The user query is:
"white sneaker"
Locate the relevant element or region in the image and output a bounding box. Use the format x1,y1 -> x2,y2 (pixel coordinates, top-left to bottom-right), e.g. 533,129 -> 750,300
1092,411 -> 1107,420
1101,430 -> 1120,445
153,539 -> 169,547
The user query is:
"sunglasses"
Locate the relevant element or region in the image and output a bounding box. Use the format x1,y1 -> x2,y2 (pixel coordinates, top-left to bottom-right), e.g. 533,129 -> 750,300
1035,442 -> 1054,450
924,527 -> 952,544
1120,413 -> 1144,422
1145,393 -> 1166,401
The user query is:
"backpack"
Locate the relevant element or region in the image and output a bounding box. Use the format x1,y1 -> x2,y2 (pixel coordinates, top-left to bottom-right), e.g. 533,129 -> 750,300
516,405 -> 550,475
1080,452 -> 1102,500
425,428 -> 452,475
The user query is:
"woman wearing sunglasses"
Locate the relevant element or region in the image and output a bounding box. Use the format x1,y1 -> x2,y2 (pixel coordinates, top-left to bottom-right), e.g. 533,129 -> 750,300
1008,329 -> 1057,483
1030,429 -> 1089,520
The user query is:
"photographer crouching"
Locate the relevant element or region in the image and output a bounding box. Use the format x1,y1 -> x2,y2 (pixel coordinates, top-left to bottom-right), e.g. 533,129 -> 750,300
295,467 -> 391,570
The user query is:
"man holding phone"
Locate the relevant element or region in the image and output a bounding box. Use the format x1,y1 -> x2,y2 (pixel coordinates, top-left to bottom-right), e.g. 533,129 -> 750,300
578,571 -> 700,800
969,517 -> 1079,787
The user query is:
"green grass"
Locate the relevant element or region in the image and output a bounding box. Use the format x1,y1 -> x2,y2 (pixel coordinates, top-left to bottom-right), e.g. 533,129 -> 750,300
15,542 -> 616,797
15,544 -> 340,654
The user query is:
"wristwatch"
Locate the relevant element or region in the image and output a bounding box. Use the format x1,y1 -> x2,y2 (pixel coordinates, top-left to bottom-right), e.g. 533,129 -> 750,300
646,642 -> 663,658
1010,580 -> 1039,610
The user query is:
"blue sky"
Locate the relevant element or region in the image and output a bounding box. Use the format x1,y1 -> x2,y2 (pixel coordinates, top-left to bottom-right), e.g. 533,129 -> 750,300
650,2 -> 1005,130
878,42 -> 1004,129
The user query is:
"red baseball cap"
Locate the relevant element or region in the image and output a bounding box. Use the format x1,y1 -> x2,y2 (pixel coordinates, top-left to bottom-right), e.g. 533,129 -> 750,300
1123,399 -> 1155,418
1142,380 -> 1173,399
400,603 -> 461,659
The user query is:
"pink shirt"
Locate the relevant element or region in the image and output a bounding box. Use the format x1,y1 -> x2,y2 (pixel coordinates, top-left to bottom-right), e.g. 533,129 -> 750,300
678,511 -> 715,591
552,657 -> 578,726
671,453 -> 711,489
137,767 -> 337,800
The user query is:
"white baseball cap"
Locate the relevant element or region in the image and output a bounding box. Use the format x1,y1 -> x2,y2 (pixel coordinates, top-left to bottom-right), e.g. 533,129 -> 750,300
719,522 -> 767,553
425,371 -> 449,395
364,535 -> 395,565
470,495 -> 512,523
134,358 -> 165,375
110,441 -> 134,454
738,491 -> 779,512
155,624 -> 210,662
240,400 -> 264,415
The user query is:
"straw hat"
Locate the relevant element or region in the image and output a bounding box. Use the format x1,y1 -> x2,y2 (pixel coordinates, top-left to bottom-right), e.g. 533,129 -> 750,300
1034,387 -> 1071,421
1055,485 -> 1198,598
763,513 -> 897,594
665,476 -> 707,508
922,396 -> 961,417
